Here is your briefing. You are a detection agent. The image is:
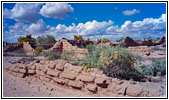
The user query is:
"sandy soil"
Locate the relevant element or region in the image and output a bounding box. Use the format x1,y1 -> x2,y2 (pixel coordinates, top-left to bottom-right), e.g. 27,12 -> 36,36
3,70 -> 92,97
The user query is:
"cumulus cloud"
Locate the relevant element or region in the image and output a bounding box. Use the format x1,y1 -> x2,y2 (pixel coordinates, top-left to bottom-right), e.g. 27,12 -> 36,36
40,3 -> 74,18
122,9 -> 140,16
3,3 -> 42,23
4,14 -> 166,43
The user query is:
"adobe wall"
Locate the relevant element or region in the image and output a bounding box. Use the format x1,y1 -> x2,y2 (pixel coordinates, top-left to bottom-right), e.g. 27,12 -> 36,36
4,59 -> 164,97
50,39 -> 88,59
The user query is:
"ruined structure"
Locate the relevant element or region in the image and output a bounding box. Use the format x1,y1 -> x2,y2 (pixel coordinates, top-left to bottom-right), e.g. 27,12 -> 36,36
4,59 -> 165,97
23,42 -> 36,56
50,38 -> 91,59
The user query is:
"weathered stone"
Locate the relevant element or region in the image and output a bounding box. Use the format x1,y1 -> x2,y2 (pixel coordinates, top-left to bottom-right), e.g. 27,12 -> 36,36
68,81 -> 83,89
55,60 -> 66,71
23,42 -> 35,56
126,85 -> 143,97
95,77 -> 112,84
64,63 -> 83,74
48,64 -> 56,69
19,69 -> 26,73
107,83 -> 116,93
53,78 -> 67,85
36,70 -> 45,76
87,84 -> 97,93
13,67 -> 19,72
60,72 -> 77,80
29,65 -> 36,70
28,69 -> 36,74
123,36 -> 138,47
47,69 -> 60,77
37,64 -> 48,73
9,67 -> 15,71
77,75 -> 95,83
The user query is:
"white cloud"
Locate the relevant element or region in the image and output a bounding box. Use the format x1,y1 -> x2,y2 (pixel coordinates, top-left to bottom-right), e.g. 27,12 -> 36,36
40,3 -> 74,19
3,3 -> 42,23
122,9 -> 140,16
4,14 -> 166,43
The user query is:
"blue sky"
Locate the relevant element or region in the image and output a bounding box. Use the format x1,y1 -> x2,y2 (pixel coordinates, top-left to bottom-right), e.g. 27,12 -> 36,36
3,3 -> 166,43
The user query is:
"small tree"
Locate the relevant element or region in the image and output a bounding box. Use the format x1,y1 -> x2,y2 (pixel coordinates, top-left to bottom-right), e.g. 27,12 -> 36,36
74,35 -> 83,41
101,38 -> 110,43
18,35 -> 36,44
37,35 -> 56,44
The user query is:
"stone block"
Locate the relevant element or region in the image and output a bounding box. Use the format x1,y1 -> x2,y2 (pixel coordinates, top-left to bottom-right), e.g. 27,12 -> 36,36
53,78 -> 67,85
95,77 -> 112,84
18,69 -> 26,73
77,75 -> 95,83
126,85 -> 143,97
87,84 -> 97,93
47,69 -> 60,77
68,81 -> 83,89
28,69 -> 36,74
60,72 -> 77,80
13,67 -> 19,72
48,63 -> 56,69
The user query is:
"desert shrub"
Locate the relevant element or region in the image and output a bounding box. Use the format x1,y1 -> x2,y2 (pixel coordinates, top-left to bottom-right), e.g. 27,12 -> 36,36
86,44 -> 96,54
61,50 -> 78,63
35,45 -> 44,54
74,35 -> 83,41
18,35 -> 36,44
37,35 -> 56,44
138,59 -> 166,76
40,50 -> 60,60
101,38 -> 110,43
116,37 -> 124,42
78,45 -> 143,81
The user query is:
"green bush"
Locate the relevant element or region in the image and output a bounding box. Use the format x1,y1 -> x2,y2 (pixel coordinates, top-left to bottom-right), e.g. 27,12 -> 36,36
37,35 -> 56,44
77,45 -> 143,81
40,50 -> 60,60
86,44 -> 96,55
35,45 -> 44,54
61,50 -> 78,63
18,35 -> 36,44
101,38 -> 110,43
74,35 -> 83,41
138,59 -> 166,76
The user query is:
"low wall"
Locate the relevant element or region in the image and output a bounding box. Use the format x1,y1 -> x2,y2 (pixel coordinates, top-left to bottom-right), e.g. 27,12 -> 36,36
4,59 -> 164,97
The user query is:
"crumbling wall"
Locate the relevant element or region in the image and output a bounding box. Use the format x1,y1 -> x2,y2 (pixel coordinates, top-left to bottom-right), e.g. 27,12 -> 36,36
4,59 -> 164,97
50,38 -> 88,59
23,42 -> 36,56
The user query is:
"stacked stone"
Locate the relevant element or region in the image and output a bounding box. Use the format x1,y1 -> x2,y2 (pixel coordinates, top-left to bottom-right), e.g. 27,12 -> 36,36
4,59 -> 164,97
50,41 -> 63,54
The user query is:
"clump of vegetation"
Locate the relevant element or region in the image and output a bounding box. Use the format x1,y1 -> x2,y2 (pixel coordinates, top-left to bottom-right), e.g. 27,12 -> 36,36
18,35 -> 36,44
101,38 -> 110,43
35,45 -> 44,54
74,35 -> 83,41
40,50 -> 60,60
138,59 -> 166,76
78,45 -> 143,81
61,50 -> 78,63
116,37 -> 124,42
37,35 -> 56,44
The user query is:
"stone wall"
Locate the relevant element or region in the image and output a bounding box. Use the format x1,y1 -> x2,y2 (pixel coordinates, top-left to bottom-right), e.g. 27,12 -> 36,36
4,44 -> 23,52
4,59 -> 164,97
23,42 -> 36,56
50,38 -> 88,59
